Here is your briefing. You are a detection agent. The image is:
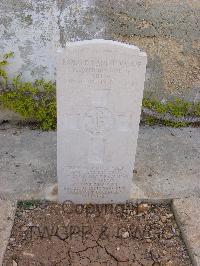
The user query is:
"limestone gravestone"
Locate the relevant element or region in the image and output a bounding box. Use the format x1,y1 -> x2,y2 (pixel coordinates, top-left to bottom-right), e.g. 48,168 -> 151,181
57,40 -> 147,203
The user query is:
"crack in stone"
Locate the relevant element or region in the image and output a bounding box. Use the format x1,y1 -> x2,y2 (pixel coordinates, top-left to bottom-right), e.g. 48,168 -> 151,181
56,0 -> 66,47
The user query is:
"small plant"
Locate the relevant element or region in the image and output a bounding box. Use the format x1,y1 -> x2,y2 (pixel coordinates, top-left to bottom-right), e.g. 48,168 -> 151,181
142,97 -> 193,117
18,199 -> 41,209
194,102 -> 200,116
144,116 -> 157,126
144,116 -> 189,127
142,97 -> 200,127
0,52 -> 14,85
143,98 -> 167,114
166,98 -> 191,117
0,77 -> 56,130
0,53 -> 56,130
162,120 -> 188,128
0,53 -> 199,130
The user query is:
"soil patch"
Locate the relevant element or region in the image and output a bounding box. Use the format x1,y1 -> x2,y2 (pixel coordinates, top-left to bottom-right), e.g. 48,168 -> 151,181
3,201 -> 191,265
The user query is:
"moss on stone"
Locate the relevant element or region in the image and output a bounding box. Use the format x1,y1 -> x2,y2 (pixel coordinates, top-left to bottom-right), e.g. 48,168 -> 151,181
21,14 -> 33,25
0,52 -> 14,84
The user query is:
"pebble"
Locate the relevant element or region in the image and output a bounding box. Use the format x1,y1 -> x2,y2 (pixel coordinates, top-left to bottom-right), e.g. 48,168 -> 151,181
21,226 -> 28,232
23,251 -> 35,258
164,261 -> 173,266
63,218 -> 70,226
27,222 -> 34,227
166,213 -> 173,219
160,215 -> 167,223
104,214 -> 110,220
162,250 -> 167,255
122,231 -> 129,238
172,228 -> 176,234
137,203 -> 150,214
146,238 -> 152,243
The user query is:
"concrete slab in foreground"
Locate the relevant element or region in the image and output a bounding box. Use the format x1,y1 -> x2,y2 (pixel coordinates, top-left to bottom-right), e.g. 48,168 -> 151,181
0,125 -> 199,201
172,197 -> 200,266
0,199 -> 17,265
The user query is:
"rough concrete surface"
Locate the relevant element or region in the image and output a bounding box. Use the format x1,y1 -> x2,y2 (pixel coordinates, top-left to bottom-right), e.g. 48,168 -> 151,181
0,0 -> 199,100
172,197 -> 200,266
0,125 -> 199,201
0,0 -> 101,82
0,126 -> 56,201
97,0 -> 200,100
0,199 -> 17,265
0,107 -> 22,122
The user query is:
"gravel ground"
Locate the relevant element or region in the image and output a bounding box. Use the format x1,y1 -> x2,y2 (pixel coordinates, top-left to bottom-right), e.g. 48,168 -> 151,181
3,201 -> 191,266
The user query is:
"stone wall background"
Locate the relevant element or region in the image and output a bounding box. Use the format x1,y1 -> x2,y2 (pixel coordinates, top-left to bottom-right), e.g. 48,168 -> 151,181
0,0 -> 199,101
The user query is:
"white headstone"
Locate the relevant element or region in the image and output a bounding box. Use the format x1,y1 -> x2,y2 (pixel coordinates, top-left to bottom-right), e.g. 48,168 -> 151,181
57,39 -> 147,203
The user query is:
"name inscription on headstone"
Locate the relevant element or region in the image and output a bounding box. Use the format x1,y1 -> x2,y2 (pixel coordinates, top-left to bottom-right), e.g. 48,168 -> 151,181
57,40 -> 147,203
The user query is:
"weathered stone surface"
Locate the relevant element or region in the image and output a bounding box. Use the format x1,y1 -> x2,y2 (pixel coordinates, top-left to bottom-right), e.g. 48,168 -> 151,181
96,0 -> 200,100
172,197 -> 200,266
0,0 -> 199,101
0,0 -> 60,81
0,107 -> 22,122
0,199 -> 17,265
0,127 -> 57,201
57,40 -> 147,203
